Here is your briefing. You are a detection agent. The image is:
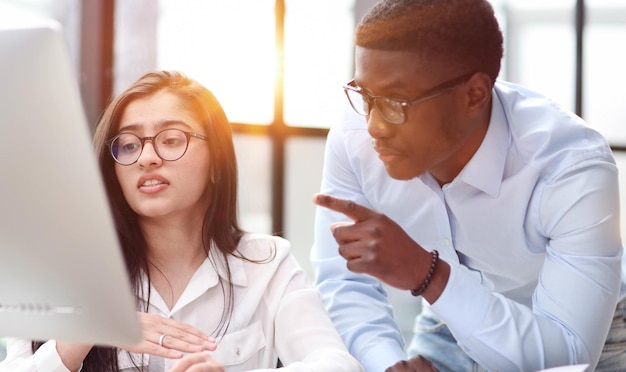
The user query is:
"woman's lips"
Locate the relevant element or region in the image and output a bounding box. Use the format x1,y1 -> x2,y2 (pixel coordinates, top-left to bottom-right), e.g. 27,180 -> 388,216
137,175 -> 169,193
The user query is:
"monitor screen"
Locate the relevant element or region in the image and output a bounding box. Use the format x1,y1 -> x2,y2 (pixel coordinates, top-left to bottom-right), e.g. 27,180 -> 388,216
0,2 -> 141,346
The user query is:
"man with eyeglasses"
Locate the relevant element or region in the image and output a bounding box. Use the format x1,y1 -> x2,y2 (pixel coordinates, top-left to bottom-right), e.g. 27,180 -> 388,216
311,0 -> 626,371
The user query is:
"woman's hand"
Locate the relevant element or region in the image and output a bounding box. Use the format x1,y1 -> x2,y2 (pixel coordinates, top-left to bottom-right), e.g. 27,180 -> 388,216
117,312 -> 217,359
169,352 -> 224,372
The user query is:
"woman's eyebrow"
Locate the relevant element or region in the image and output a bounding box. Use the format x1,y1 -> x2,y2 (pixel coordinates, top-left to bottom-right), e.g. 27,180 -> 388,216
117,120 -> 193,132
158,119 -> 194,129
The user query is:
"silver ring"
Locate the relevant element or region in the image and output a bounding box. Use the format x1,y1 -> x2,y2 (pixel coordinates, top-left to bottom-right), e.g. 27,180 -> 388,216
158,333 -> 167,347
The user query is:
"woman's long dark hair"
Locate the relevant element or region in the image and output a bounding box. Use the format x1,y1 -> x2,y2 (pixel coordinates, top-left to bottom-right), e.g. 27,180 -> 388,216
33,71 -> 245,371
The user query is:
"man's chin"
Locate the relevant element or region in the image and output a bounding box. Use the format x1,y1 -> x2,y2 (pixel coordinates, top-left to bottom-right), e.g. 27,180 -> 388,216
384,164 -> 420,181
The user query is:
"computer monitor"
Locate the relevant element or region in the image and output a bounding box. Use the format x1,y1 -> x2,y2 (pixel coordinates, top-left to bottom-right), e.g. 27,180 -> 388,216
0,2 -> 142,346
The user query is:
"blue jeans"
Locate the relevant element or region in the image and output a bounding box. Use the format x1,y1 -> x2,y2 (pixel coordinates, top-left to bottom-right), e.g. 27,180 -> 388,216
407,299 -> 626,372
596,298 -> 626,371
406,305 -> 489,372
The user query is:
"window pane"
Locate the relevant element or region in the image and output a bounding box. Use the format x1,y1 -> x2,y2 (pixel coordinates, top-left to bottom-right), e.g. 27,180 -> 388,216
114,0 -> 157,95
502,0 -> 576,112
283,0 -> 355,128
284,136 -> 326,277
234,134 -> 272,234
583,1 -> 626,145
157,0 -> 275,124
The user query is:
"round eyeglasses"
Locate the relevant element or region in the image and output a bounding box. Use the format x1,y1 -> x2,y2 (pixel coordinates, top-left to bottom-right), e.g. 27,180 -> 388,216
105,128 -> 207,166
343,72 -> 475,125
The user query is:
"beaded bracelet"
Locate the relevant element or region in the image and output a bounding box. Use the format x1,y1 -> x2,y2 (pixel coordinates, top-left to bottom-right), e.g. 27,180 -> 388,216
410,250 -> 439,297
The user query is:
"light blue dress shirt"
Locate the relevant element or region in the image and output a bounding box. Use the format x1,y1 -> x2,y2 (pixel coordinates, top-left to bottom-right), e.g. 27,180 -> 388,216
311,80 -> 624,372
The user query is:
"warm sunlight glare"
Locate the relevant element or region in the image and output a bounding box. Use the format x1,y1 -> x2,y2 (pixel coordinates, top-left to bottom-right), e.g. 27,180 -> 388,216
157,0 -> 276,124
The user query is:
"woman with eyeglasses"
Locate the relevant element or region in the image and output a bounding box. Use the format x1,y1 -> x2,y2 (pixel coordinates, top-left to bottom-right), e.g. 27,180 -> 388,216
0,70 -> 363,372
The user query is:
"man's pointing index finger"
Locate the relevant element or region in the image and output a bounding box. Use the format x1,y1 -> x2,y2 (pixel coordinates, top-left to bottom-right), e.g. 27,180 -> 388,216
312,193 -> 372,222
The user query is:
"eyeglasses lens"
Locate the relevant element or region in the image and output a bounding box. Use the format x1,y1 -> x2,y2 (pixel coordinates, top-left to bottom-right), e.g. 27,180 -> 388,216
110,134 -> 141,165
345,88 -> 406,124
345,89 -> 369,116
376,99 -> 404,124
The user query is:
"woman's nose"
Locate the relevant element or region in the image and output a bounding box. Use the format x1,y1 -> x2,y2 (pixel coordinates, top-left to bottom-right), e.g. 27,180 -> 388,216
137,140 -> 163,167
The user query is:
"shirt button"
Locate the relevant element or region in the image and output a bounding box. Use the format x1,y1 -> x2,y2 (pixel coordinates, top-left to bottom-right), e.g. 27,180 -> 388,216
444,238 -> 450,246
235,347 -> 240,357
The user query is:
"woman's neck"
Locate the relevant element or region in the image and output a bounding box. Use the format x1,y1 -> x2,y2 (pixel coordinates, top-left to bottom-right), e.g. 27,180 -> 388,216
140,215 -> 208,309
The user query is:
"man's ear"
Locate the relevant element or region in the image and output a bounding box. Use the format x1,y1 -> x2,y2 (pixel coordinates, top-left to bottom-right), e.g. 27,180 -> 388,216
464,72 -> 492,119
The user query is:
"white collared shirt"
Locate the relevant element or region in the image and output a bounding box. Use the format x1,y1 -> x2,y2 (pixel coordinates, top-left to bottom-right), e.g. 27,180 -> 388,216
1,234 -> 363,372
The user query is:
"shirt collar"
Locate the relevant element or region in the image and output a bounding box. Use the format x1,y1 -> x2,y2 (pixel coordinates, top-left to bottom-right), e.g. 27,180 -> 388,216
454,86 -> 510,198
138,242 -> 248,313
208,243 -> 248,287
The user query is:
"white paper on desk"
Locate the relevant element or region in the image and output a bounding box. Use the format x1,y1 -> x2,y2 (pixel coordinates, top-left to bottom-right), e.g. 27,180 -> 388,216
537,364 -> 589,372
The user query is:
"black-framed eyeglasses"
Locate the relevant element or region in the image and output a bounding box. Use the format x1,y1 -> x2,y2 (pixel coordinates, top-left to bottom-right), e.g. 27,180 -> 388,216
343,72 -> 475,125
105,128 -> 207,166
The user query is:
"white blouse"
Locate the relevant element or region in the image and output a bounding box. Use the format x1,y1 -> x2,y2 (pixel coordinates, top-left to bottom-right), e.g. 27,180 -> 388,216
1,234 -> 363,372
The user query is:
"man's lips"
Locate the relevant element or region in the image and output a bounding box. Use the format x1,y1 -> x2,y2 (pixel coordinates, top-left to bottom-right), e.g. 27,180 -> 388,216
373,145 -> 402,162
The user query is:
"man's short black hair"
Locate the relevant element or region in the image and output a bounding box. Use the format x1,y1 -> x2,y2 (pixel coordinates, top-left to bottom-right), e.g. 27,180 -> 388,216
356,0 -> 504,84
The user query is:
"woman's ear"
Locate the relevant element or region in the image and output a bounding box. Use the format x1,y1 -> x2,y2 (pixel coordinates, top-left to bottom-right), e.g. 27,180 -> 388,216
464,72 -> 492,119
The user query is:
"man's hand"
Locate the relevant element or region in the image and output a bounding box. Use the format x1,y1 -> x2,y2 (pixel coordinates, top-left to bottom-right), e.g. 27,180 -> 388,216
385,355 -> 439,372
313,193 -> 430,291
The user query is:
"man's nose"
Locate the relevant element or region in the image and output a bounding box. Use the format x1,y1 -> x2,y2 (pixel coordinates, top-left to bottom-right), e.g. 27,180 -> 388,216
366,108 -> 394,139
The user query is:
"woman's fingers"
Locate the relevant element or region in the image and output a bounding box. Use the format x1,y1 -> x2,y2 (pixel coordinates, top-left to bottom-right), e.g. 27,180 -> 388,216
118,312 -> 216,358
157,327 -> 217,353
169,352 -> 225,372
